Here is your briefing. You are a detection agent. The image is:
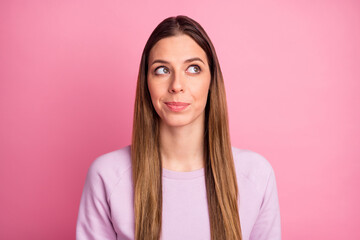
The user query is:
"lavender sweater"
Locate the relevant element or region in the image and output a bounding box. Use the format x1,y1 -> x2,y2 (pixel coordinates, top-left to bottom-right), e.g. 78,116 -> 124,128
76,145 -> 281,239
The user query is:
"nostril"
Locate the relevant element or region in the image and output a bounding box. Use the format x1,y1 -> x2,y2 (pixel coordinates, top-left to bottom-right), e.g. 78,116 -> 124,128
169,86 -> 184,93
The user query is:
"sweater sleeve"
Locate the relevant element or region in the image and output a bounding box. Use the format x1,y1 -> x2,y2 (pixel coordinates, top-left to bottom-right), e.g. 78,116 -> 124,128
249,166 -> 281,240
76,159 -> 117,240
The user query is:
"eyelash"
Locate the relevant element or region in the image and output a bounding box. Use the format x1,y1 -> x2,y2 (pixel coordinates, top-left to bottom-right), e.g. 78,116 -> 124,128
154,65 -> 202,75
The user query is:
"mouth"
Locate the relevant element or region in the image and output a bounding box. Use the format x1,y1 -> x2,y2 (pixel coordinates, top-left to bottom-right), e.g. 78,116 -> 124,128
164,102 -> 190,112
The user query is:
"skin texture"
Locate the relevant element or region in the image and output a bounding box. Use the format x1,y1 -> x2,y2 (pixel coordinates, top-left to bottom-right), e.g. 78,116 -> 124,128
147,34 -> 211,171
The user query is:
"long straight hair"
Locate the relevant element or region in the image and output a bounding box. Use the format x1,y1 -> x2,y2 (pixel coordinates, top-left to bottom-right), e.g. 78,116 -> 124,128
131,15 -> 242,240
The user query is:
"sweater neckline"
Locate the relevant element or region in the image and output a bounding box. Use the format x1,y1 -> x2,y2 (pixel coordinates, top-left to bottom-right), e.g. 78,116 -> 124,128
162,167 -> 205,179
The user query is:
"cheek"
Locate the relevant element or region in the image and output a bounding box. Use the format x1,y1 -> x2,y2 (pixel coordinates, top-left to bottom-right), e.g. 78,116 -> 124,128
194,77 -> 211,103
147,84 -> 162,116
147,81 -> 163,106
147,82 -> 156,106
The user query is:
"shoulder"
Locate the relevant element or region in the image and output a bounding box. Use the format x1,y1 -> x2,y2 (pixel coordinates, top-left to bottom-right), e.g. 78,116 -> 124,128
88,145 -> 132,174
231,146 -> 275,193
85,145 -> 132,195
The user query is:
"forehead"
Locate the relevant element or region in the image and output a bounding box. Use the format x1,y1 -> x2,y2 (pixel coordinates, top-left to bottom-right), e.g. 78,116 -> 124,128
148,34 -> 208,64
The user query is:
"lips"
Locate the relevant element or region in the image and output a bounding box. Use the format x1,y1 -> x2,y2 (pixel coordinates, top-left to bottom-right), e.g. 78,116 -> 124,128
165,102 -> 190,106
164,102 -> 190,112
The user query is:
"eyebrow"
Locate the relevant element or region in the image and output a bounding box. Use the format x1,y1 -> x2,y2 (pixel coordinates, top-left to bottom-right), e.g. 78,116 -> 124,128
150,57 -> 205,66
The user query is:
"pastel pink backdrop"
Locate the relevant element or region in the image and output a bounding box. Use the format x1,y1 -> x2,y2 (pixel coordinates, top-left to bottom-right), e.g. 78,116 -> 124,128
0,0 -> 359,239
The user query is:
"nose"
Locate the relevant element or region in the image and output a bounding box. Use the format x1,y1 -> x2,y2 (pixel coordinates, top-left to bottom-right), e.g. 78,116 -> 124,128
168,70 -> 184,93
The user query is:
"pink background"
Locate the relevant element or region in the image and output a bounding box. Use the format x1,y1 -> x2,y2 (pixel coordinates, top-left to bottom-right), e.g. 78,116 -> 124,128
1,0 -> 359,239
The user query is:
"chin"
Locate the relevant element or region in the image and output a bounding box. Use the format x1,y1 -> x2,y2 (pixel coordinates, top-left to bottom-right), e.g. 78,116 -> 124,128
160,112 -> 204,128
162,121 -> 190,128
160,117 -> 194,128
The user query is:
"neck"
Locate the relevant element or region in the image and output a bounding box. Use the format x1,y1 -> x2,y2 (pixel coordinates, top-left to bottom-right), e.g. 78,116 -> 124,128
159,115 -> 205,172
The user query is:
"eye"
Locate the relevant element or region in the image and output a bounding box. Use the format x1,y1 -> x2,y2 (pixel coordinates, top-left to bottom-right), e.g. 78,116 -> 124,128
154,66 -> 169,75
187,65 -> 201,74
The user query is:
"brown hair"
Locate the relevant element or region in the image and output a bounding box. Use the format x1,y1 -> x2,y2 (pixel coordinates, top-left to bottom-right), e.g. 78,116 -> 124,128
131,15 -> 242,240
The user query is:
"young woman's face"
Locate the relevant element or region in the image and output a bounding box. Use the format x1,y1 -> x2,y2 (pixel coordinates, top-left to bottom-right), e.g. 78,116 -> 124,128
147,34 -> 211,128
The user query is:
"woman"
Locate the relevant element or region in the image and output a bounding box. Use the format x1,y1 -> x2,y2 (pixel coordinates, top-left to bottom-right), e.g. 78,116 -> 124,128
76,15 -> 281,240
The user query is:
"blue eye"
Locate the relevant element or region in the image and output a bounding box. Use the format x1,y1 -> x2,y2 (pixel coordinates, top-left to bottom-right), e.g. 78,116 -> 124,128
187,65 -> 201,74
155,66 -> 169,75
